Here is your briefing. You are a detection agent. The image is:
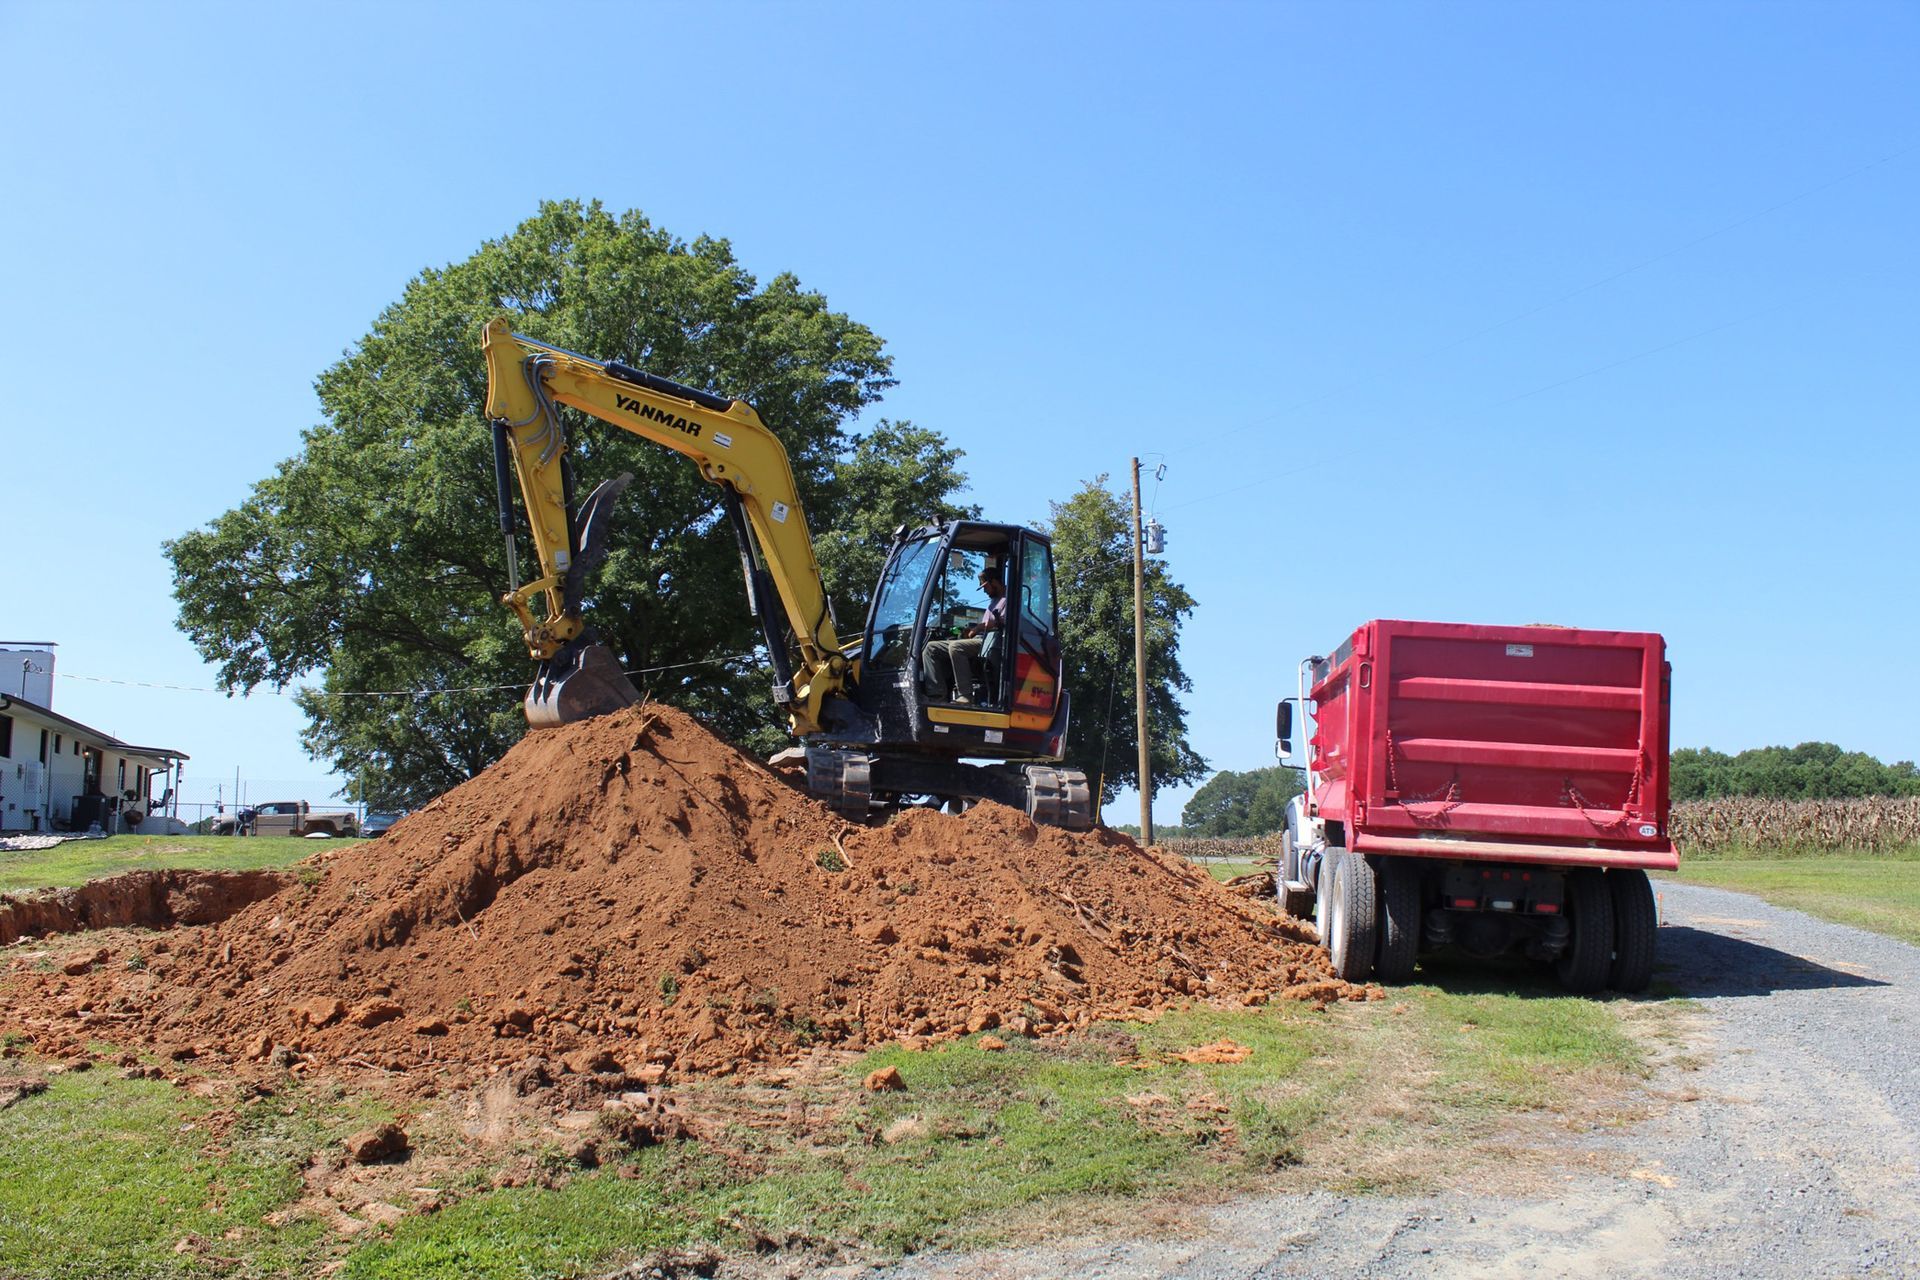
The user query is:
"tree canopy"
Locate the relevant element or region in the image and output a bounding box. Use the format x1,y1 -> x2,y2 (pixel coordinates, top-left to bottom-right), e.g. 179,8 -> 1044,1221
1045,478 -> 1206,805
166,200 -> 971,807
1180,765 -> 1304,836
1670,743 -> 1920,801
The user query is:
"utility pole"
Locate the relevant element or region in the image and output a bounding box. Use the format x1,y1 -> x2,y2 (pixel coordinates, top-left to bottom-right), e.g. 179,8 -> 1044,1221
1130,458 -> 1153,844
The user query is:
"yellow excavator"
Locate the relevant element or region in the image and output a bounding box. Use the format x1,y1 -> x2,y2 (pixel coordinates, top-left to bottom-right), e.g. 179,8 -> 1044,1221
481,319 -> 1093,829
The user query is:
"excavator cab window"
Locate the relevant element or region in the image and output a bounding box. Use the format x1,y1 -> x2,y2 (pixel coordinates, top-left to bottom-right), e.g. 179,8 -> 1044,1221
923,548 -> 997,637
865,536 -> 941,669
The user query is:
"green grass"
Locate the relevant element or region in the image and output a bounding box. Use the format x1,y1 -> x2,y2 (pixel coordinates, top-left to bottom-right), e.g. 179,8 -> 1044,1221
1668,852 -> 1920,945
0,1068 -> 390,1278
0,836 -> 340,894
1407,963 -> 1644,1111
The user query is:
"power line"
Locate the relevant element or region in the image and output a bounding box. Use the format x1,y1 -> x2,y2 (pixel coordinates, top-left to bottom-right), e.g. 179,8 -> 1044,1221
55,651 -> 762,701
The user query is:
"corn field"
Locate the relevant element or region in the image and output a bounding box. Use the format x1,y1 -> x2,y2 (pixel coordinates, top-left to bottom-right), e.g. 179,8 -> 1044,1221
1671,795 -> 1920,856
1160,836 -> 1281,862
1159,796 -> 1920,860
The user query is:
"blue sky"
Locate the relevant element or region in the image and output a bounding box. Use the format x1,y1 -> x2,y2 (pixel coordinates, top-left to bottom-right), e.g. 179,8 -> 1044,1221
2,0 -> 1914,824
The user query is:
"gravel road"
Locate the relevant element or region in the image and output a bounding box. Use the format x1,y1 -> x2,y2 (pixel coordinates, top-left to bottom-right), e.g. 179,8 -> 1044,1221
873,880 -> 1920,1279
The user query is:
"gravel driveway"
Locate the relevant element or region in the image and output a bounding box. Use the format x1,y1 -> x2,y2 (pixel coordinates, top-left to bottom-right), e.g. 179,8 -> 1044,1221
873,880 -> 1920,1279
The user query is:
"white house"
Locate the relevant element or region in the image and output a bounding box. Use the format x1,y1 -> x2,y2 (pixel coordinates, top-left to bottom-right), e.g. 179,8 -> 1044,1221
0,644 -> 189,834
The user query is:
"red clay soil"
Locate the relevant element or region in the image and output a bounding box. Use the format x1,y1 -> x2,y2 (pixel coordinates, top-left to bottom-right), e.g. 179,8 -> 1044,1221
1,705 -> 1369,1094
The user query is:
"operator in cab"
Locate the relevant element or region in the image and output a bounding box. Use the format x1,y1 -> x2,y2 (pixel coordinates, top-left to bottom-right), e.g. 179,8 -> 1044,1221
924,565 -> 1006,705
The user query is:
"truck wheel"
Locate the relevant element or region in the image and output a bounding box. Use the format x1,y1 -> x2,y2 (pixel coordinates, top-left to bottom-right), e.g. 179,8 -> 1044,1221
1375,856 -> 1420,983
1608,869 -> 1658,993
1328,850 -> 1377,982
1277,831 -> 1314,919
1554,868 -> 1614,994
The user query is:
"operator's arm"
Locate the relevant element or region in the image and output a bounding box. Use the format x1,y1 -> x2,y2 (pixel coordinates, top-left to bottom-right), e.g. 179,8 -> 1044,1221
968,596 -> 1007,637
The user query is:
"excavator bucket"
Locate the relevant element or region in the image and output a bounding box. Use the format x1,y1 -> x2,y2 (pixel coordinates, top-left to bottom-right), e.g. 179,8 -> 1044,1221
525,640 -> 641,730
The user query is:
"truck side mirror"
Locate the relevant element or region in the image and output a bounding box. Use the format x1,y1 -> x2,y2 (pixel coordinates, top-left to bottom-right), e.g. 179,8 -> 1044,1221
1276,699 -> 1293,757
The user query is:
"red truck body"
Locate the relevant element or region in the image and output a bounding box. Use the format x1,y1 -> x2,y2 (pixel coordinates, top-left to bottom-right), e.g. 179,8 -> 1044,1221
1308,619 -> 1675,870
1280,619 -> 1674,992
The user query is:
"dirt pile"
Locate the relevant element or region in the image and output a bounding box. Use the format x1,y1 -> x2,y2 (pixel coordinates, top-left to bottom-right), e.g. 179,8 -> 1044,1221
3,705 -> 1365,1092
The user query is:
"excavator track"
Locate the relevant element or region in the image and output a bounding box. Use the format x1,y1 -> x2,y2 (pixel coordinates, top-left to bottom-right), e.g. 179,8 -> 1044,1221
1022,764 -> 1094,831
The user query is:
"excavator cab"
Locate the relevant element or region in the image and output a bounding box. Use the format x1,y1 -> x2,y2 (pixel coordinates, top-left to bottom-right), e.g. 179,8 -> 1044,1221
853,521 -> 1065,752
807,519 -> 1087,827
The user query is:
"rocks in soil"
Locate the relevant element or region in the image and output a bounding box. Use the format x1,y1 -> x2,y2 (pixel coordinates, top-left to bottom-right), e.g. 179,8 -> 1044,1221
343,1123 -> 409,1164
864,1066 -> 906,1092
346,999 -> 403,1029
61,948 -> 107,976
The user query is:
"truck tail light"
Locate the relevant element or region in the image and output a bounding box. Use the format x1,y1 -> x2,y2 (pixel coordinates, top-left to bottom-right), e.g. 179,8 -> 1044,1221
1534,902 -> 1560,915
1450,897 -> 1477,910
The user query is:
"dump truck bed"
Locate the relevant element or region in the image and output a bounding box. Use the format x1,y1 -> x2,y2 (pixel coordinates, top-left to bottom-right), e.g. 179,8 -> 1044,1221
1309,619 -> 1675,871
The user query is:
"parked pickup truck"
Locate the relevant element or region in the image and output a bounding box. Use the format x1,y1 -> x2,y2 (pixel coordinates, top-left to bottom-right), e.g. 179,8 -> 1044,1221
245,800 -> 360,838
1277,619 -> 1674,993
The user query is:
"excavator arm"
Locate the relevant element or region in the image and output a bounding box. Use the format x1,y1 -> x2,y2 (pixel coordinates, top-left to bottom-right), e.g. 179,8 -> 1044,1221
480,318 -> 849,735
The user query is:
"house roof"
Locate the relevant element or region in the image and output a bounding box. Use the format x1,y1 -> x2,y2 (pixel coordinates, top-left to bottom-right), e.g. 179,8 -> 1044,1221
0,694 -> 190,763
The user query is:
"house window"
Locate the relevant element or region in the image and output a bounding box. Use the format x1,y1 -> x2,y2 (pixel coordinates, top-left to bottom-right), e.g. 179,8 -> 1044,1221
117,760 -> 127,792
40,729 -> 49,764
53,734 -> 61,756
0,714 -> 11,758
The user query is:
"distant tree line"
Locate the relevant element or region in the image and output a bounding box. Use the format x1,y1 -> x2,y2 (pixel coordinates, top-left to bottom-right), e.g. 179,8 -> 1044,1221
1177,766 -> 1305,837
1671,743 -> 1920,801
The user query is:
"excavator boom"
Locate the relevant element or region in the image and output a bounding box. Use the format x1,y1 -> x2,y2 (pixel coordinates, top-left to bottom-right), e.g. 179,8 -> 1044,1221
481,319 -> 848,734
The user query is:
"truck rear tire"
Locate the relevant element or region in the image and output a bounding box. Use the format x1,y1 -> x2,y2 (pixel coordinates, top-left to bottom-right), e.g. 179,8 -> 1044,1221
1277,831 -> 1314,920
1608,869 -> 1657,993
1555,868 -> 1614,994
1375,856 -> 1420,983
1328,849 -> 1377,982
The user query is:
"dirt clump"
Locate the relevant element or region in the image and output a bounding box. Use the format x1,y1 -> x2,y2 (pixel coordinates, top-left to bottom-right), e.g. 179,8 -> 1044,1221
0,704 -> 1367,1094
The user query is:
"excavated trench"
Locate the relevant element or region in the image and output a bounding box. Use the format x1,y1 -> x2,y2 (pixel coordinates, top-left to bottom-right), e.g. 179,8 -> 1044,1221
0,869 -> 292,946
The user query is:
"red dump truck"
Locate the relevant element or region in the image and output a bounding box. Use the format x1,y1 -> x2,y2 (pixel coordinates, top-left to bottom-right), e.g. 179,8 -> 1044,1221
1276,619 -> 1674,992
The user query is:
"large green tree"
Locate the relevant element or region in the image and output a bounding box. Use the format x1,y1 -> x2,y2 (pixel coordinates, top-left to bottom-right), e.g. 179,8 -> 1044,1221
1046,478 -> 1206,805
1181,766 -> 1305,836
166,200 -> 970,807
